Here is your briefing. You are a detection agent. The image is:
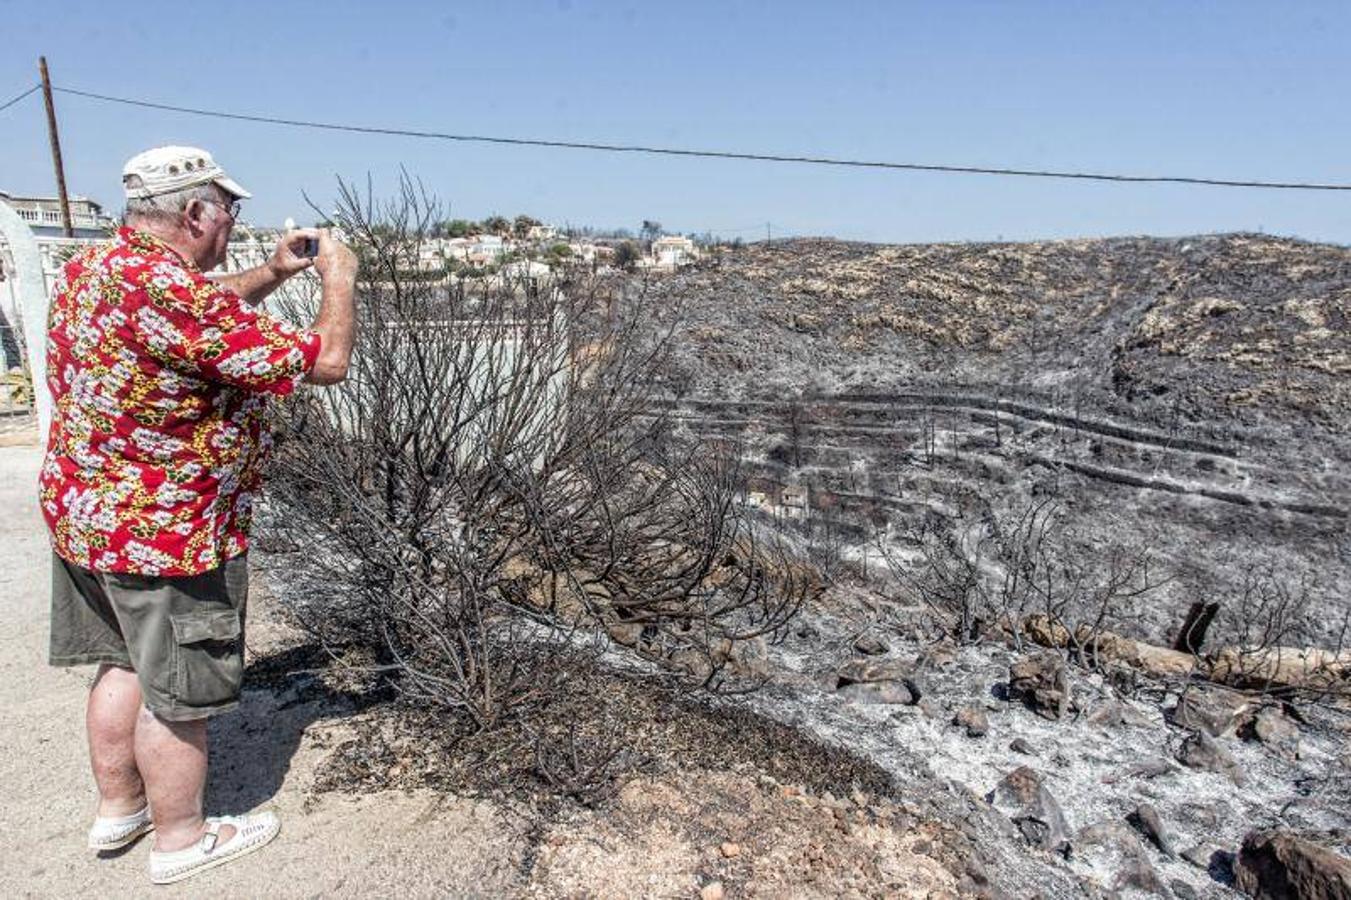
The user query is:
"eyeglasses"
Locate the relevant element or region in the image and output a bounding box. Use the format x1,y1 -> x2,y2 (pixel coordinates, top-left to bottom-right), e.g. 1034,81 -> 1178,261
203,198 -> 242,221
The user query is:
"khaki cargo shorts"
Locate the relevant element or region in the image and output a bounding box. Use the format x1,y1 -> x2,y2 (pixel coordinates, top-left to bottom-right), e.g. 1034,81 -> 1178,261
49,552 -> 249,721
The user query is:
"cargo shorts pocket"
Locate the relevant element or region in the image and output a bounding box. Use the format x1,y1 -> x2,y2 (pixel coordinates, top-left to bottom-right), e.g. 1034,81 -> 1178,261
170,610 -> 243,710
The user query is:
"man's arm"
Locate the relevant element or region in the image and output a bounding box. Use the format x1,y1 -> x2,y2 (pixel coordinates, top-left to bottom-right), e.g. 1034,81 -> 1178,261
214,228 -> 318,306
305,230 -> 358,385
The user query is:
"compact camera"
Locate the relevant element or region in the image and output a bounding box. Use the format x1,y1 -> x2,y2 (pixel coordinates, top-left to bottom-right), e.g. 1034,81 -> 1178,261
299,237 -> 320,258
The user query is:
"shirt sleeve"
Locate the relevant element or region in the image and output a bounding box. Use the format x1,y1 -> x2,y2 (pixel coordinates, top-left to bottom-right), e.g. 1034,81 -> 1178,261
131,273 -> 322,397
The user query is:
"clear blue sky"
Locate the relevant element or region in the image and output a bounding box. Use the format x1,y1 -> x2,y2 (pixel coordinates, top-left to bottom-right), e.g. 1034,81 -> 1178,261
3,0 -> 1347,244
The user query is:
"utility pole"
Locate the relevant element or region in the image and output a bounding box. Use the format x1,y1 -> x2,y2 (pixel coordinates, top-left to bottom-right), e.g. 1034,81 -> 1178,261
766,221 -> 771,246
38,56 -> 74,238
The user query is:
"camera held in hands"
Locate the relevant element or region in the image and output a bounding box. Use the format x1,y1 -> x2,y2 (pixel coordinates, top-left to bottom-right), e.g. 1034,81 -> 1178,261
284,217 -> 320,259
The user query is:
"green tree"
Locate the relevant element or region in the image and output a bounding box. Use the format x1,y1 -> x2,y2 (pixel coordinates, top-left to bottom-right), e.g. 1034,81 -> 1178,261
440,218 -> 476,238
545,242 -> 572,266
482,215 -> 511,236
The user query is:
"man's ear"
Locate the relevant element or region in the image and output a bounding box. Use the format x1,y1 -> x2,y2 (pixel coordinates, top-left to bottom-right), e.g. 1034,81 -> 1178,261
182,199 -> 207,236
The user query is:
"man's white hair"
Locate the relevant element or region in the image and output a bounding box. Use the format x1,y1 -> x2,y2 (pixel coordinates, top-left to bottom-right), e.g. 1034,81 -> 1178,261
124,183 -> 224,224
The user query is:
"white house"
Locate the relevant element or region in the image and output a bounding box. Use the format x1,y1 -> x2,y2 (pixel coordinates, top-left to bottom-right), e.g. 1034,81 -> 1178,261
0,191 -> 116,239
650,235 -> 699,270
467,234 -> 508,266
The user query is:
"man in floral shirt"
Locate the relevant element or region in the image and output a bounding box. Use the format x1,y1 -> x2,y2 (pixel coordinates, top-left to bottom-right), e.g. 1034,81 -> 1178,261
43,146 -> 356,883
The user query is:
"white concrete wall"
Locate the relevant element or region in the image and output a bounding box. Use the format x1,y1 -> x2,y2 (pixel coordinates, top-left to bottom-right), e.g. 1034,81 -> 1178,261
0,204 -> 52,438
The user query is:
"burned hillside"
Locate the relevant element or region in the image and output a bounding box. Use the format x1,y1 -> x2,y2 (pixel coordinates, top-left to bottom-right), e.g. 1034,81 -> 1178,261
655,234 -> 1351,427
646,234 -> 1351,649
255,201 -> 1350,898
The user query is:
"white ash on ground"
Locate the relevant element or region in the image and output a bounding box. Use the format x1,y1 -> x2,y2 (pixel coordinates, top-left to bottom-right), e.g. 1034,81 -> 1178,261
735,586 -> 1351,898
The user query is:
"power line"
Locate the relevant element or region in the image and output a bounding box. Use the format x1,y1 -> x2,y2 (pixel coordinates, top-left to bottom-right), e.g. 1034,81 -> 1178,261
50,84 -> 1351,192
0,84 -> 40,114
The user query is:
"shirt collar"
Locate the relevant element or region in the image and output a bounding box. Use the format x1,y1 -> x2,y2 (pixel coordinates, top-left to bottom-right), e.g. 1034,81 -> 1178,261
118,226 -> 199,272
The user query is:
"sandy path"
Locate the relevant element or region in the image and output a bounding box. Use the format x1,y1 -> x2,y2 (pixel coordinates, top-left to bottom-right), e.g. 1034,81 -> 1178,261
0,443 -> 524,898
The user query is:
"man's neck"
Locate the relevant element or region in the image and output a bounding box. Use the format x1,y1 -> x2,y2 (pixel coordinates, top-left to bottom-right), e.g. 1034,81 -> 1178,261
128,220 -> 202,269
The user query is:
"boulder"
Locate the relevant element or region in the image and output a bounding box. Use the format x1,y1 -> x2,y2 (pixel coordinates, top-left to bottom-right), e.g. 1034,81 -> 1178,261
605,621 -> 645,647
836,658 -> 920,705
988,766 -> 1069,854
719,635 -> 770,680
525,567 -> 611,620
1170,878 -> 1199,900
1182,843 -> 1235,882
1009,652 -> 1070,720
1235,830 -> 1351,900
954,705 -> 990,738
838,680 -> 915,705
1127,803 -> 1175,858
852,632 -> 889,656
1101,757 -> 1176,785
1088,698 -> 1151,728
1181,843 -> 1221,869
668,648 -> 715,682
1021,614 -> 1071,648
1175,731 -> 1247,786
837,657 -> 910,686
915,639 -> 959,670
1240,706 -> 1301,759
649,635 -> 770,682
1168,685 -> 1254,737
1074,822 -> 1168,896
1116,857 -> 1172,896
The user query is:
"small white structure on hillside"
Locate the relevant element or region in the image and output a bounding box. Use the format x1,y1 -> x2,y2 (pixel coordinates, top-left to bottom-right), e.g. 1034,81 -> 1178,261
648,236 -> 699,270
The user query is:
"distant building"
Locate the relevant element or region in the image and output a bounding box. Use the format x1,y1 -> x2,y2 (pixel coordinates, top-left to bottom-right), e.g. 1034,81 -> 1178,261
779,485 -> 809,520
567,242 -> 599,263
416,239 -> 450,271
0,191 -> 116,238
440,237 -> 476,262
648,235 -> 699,270
467,234 -> 508,266
525,224 -> 558,242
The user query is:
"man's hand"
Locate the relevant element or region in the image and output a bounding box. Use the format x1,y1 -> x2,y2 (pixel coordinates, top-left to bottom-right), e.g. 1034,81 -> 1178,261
313,229 -> 358,283
266,228 -> 322,280
305,229 -> 358,386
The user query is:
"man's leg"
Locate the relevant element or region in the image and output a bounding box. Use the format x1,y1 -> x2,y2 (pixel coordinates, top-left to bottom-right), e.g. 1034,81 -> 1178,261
86,664 -> 146,817
134,710 -> 235,852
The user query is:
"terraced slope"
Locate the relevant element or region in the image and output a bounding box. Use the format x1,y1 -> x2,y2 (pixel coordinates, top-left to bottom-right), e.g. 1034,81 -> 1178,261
645,234 -> 1351,646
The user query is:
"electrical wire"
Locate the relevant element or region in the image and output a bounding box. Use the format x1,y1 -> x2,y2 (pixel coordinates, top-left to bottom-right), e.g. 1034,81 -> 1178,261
53,85 -> 1351,192
0,84 -> 40,114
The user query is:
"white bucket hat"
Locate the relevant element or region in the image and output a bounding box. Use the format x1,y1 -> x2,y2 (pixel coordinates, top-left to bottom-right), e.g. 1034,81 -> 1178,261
122,145 -> 252,200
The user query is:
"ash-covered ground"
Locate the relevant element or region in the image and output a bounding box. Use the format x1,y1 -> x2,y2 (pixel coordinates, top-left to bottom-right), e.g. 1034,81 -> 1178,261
645,233 -> 1351,648
735,582 -> 1351,899
627,233 -> 1350,896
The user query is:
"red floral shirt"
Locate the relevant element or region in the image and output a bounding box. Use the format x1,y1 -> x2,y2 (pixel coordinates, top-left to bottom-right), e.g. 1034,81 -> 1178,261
40,227 -> 321,576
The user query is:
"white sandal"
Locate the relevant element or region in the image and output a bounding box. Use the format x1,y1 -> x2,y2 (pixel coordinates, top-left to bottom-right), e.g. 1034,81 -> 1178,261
88,804 -> 154,851
148,811 -> 281,885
